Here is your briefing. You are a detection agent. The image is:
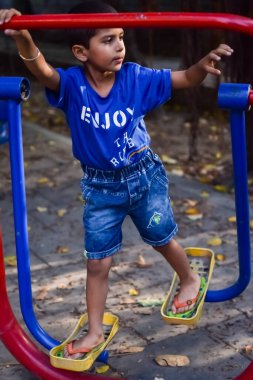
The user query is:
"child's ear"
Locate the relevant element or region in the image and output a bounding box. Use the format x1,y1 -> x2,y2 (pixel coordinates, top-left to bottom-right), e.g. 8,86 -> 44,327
71,45 -> 88,62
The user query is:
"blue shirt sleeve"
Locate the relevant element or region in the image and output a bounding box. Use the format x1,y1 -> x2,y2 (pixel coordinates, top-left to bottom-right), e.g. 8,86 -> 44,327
133,65 -> 172,115
45,68 -> 67,111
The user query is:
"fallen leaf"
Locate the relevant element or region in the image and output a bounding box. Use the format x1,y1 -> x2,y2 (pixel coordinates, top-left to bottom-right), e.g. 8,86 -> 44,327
56,246 -> 70,254
4,255 -> 17,267
198,176 -> 212,184
161,154 -> 177,165
185,199 -> 198,207
120,298 -> 136,305
37,177 -> 50,185
210,125 -> 218,132
185,207 -> 201,215
187,214 -> 203,221
215,254 -> 226,262
187,214 -> 203,220
215,151 -> 222,160
35,287 -> 48,301
248,178 -> 253,186
208,237 -> 222,246
200,164 -> 216,174
214,185 -> 228,193
117,346 -> 144,354
200,191 -> 210,198
129,288 -> 139,296
155,354 -> 190,367
36,206 -> 48,213
57,208 -> 67,217
171,168 -> 184,176
138,299 -> 163,307
134,254 -> 152,268
95,365 -> 110,374
228,216 -> 236,223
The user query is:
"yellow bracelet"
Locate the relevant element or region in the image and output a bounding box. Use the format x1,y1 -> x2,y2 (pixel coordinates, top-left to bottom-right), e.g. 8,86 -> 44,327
18,48 -> 41,62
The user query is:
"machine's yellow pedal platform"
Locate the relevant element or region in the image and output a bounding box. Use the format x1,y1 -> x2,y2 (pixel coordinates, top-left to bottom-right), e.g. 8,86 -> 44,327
50,312 -> 119,372
161,247 -> 215,326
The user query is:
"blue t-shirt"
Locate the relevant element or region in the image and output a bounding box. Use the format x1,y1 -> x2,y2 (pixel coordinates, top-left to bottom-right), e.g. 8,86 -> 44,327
46,62 -> 171,170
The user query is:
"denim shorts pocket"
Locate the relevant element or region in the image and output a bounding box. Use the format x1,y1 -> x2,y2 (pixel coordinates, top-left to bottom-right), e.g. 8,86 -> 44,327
80,179 -> 93,202
153,166 -> 169,188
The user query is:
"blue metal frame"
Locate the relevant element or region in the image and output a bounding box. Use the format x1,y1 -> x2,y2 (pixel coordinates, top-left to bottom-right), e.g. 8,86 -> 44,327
0,77 -> 251,350
0,101 -> 8,145
206,83 -> 251,301
0,77 -> 108,363
1,77 -> 57,349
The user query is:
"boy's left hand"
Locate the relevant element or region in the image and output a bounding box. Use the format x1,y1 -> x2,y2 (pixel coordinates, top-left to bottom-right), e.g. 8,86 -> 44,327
198,44 -> 233,76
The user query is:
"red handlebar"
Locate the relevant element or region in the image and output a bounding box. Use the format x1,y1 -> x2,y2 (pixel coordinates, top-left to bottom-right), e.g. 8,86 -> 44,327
0,12 -> 253,35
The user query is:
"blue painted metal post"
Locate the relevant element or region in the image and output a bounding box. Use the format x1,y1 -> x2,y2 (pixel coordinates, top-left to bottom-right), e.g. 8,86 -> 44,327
206,83 -> 251,301
1,77 -> 108,363
0,101 -> 8,144
1,77 -> 58,349
7,99 -> 59,348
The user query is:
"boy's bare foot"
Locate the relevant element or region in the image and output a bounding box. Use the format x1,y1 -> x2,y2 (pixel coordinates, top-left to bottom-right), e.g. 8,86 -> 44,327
171,273 -> 201,314
64,331 -> 104,359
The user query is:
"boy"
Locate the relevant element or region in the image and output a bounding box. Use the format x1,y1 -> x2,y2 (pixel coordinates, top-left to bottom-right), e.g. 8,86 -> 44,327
0,2 -> 233,359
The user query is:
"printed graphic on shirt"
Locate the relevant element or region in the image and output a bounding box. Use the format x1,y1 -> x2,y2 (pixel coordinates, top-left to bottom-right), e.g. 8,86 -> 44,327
80,104 -> 134,129
80,103 -> 136,167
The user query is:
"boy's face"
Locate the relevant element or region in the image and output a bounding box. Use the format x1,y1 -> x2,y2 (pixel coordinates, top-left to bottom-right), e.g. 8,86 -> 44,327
85,28 -> 125,72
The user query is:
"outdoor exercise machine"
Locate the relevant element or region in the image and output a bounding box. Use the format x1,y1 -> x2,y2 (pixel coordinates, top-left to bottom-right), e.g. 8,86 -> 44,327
0,10 -> 253,380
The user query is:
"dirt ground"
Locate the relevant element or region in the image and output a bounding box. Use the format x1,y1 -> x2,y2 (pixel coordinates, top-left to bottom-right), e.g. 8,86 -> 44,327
22,81 -> 237,195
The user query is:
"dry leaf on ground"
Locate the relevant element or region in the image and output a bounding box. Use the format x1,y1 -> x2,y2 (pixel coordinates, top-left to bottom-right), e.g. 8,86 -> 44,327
138,299 -> 163,307
55,246 -> 70,254
4,255 -> 17,267
57,208 -> 67,217
215,254 -> 226,262
95,365 -> 110,374
36,206 -> 48,213
120,298 -> 136,305
155,354 -> 190,367
134,254 -> 152,268
207,237 -> 222,246
117,346 -> 144,354
36,177 -> 50,185
35,287 -> 48,301
129,288 -> 139,296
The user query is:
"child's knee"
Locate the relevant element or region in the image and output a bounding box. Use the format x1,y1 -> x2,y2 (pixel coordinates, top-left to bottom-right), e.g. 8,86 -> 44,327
87,256 -> 112,276
153,239 -> 174,250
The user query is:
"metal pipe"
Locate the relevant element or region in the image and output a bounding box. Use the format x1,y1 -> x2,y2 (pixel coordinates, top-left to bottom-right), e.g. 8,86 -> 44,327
208,83 -> 252,302
7,99 -> 58,349
0,12 -> 253,36
207,110 -> 251,301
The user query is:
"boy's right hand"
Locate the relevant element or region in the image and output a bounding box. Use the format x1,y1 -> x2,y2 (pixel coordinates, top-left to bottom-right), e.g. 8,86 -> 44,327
0,8 -> 24,37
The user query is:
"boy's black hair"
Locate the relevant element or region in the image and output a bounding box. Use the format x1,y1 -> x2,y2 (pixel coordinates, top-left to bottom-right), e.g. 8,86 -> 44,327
67,1 -> 117,49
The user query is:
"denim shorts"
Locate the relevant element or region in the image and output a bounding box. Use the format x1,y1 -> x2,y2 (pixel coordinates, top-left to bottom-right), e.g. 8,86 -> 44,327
80,149 -> 178,260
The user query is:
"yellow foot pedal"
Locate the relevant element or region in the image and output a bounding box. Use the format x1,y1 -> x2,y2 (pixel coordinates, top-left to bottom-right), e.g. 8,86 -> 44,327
50,312 -> 119,372
161,247 -> 215,326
